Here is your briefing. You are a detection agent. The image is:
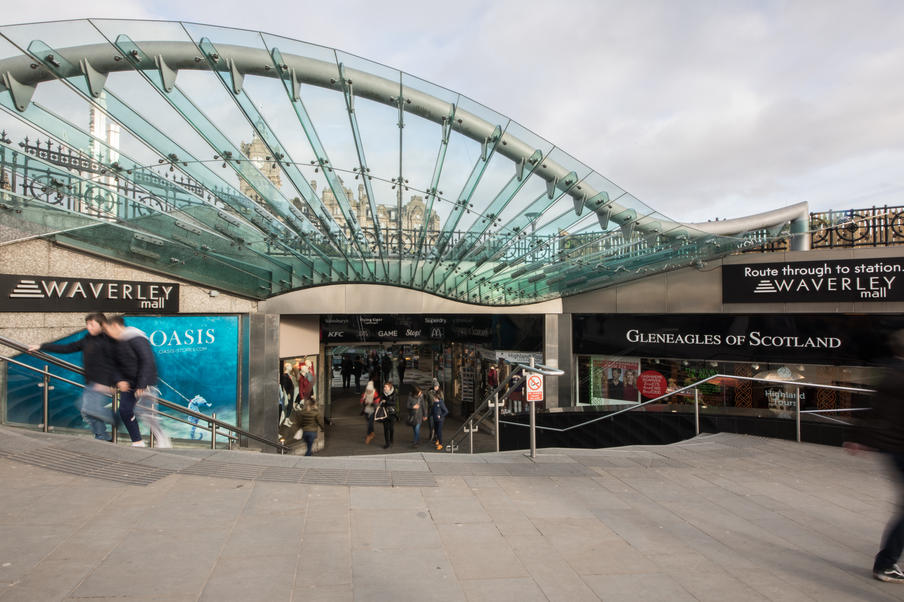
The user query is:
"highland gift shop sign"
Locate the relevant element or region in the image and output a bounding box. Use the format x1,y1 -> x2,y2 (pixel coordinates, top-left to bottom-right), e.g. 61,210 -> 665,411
0,274 -> 179,312
723,258 -> 904,303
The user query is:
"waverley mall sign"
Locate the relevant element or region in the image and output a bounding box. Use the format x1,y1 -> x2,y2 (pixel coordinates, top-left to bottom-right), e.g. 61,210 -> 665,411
0,274 -> 179,313
723,258 -> 904,303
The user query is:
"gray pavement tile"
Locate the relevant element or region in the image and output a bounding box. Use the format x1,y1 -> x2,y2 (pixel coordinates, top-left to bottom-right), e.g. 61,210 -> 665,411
200,554 -> 296,602
241,481 -> 311,517
291,583 -> 353,601
349,485 -> 425,510
222,514 -> 304,557
351,546 -> 464,602
351,508 -> 439,550
437,523 -> 527,581
504,533 -> 603,602
295,531 -> 352,588
133,452 -> 200,471
0,525 -> 71,586
582,573 -> 697,602
0,559 -> 94,602
425,495 -> 491,525
459,577 -> 547,601
71,528 -> 226,599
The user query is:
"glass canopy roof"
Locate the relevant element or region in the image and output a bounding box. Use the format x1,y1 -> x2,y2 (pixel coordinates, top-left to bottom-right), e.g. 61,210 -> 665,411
0,20 -> 801,305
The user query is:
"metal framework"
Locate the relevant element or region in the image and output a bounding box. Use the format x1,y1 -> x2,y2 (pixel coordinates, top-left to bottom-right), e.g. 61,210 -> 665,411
0,20 -> 807,304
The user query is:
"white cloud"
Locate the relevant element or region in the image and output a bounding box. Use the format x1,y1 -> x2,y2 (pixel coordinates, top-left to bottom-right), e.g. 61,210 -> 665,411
2,0 -> 903,223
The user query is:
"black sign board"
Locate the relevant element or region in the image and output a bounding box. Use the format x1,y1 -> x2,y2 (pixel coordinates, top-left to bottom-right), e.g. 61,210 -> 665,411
723,258 -> 904,303
573,313 -> 904,365
0,274 -> 180,313
321,314 -> 543,350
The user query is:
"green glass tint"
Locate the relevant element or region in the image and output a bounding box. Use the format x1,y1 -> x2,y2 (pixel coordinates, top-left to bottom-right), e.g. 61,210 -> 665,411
0,20 -> 796,303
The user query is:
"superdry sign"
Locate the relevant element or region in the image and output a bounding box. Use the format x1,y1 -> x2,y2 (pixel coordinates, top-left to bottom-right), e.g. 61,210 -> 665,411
723,258 -> 904,303
0,274 -> 179,313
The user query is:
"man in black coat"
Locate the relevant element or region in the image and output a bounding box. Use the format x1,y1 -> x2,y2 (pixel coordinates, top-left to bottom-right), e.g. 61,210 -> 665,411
29,312 -> 117,441
846,330 -> 904,582
104,316 -> 160,447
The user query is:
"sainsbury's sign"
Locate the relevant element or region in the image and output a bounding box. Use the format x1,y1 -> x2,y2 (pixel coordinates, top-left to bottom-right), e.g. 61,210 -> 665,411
723,258 -> 904,303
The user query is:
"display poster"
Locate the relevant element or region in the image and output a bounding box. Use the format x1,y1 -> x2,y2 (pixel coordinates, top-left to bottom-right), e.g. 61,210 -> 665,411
8,315 -> 239,440
586,356 -> 641,406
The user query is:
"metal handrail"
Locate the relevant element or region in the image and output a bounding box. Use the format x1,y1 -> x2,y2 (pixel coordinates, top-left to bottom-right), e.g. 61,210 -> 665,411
497,373 -> 874,446
0,333 -> 288,453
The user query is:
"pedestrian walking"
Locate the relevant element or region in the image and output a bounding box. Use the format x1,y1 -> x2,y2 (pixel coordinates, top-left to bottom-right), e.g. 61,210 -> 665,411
380,381 -> 398,449
298,397 -> 325,456
846,330 -> 904,582
29,313 -> 117,441
397,356 -> 406,385
352,356 -> 363,392
406,385 -> 427,447
360,380 -> 379,445
341,354 -> 352,390
427,378 -> 448,451
104,316 -> 168,448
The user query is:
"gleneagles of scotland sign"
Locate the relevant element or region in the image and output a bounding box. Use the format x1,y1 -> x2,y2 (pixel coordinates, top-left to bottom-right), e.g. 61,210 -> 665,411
0,274 -> 179,313
723,258 -> 904,303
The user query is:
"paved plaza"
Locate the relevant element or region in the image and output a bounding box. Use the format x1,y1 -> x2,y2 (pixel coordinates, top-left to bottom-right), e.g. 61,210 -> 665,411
1,424 -> 903,601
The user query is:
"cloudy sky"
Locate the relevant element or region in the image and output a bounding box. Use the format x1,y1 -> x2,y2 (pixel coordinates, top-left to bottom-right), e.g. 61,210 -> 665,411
3,0 -> 903,222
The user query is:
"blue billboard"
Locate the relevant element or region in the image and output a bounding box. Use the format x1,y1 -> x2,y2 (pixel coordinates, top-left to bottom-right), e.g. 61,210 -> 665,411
6,315 -> 240,441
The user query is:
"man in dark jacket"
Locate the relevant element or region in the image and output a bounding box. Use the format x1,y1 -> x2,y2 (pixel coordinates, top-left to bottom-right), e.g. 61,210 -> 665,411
29,313 -> 117,441
104,316 -> 160,447
846,330 -> 904,583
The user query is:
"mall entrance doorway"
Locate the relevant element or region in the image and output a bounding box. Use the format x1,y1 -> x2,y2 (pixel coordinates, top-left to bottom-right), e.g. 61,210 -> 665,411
318,341 -> 508,456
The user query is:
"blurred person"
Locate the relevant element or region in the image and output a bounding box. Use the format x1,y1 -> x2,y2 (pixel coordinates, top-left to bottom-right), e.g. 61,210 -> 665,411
397,356 -> 406,386
360,380 -> 379,445
29,313 -> 117,441
846,329 -> 904,583
406,385 -> 427,447
380,380 -> 399,449
352,356 -> 363,392
428,378 -> 449,451
104,316 -> 168,448
298,397 -> 325,456
341,354 -> 352,390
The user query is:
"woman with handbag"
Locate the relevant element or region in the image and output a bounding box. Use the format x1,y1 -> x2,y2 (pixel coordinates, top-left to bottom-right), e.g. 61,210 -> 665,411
380,381 -> 399,449
360,381 -> 380,445
406,385 -> 427,447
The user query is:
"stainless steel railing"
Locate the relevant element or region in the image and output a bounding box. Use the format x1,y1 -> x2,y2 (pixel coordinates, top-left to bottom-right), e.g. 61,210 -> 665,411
498,374 -> 873,448
0,333 -> 288,453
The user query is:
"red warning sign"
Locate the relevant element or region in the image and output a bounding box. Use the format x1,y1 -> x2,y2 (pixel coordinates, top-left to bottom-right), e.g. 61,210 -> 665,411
526,374 -> 544,402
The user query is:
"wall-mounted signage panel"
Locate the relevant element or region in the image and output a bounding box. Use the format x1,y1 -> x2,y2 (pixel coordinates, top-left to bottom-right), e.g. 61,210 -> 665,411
321,314 -> 543,350
573,313 -> 904,365
723,258 -> 904,303
0,274 -> 179,313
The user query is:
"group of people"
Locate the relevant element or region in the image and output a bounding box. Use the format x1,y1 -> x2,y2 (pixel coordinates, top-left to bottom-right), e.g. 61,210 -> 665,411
360,377 -> 448,450
30,312 -> 164,448
341,351 -> 406,393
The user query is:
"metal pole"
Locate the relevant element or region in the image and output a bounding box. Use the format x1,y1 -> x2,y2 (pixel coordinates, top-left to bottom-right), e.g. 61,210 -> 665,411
41,365 -> 49,433
694,388 -> 700,436
795,386 -> 801,443
529,357 -> 536,459
469,418 -> 474,454
111,391 -> 118,443
211,412 -> 217,450
149,429 -> 155,448
494,391 -> 500,453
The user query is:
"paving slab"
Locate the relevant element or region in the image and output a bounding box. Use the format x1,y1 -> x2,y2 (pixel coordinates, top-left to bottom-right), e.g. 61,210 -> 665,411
2,428 -> 904,601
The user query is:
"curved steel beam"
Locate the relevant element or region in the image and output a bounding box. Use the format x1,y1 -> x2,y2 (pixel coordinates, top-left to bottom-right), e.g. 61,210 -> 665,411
0,39 -> 806,247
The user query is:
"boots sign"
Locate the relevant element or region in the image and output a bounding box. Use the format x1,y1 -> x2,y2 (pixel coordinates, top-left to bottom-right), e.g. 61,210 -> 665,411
0,274 -> 179,313
723,258 -> 904,303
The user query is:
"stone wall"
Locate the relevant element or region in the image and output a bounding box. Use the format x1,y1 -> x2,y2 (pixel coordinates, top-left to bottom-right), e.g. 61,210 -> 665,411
0,239 -> 257,353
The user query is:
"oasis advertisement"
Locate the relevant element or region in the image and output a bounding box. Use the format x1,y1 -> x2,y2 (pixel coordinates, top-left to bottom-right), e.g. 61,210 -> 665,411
6,315 -> 239,440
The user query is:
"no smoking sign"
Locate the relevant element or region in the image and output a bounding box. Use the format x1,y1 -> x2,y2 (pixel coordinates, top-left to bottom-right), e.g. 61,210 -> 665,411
526,374 -> 544,402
